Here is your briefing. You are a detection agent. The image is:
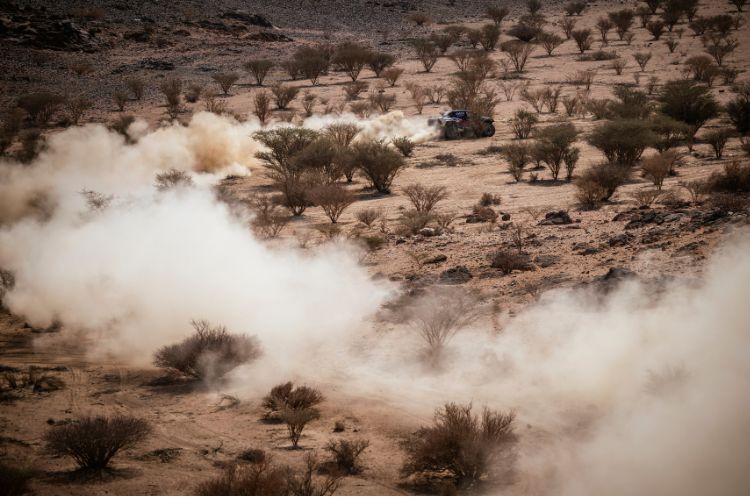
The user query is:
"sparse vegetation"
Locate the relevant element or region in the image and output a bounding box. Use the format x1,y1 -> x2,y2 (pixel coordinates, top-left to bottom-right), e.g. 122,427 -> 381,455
351,139 -> 405,194
325,439 -> 370,474
244,59 -> 274,86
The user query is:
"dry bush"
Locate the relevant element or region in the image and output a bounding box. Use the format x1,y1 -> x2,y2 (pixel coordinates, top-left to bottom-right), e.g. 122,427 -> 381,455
510,109 -> 537,139
17,129 -> 44,163
413,39 -> 439,72
567,69 -> 596,90
153,320 -> 261,380
409,12 -> 431,26
185,84 -> 204,104
262,382 -> 324,421
679,180 -> 708,204
369,92 -> 396,113
155,169 -> 193,191
270,83 -> 299,110
309,184 -> 354,223
490,249 -> 533,274
406,288 -> 482,359
288,453 -> 341,495
244,59 -> 274,86
113,90 -> 128,112
402,403 -> 516,490
398,210 -> 433,236
647,19 -> 665,40
160,78 -> 182,118
281,406 -> 322,448
571,28 -> 593,53
726,85 -> 750,137
249,195 -> 290,239
588,119 -> 655,166
109,115 -> 135,142
479,23 -> 501,51
212,72 -> 239,95
66,96 -> 91,125
196,460 -> 289,495
382,67 -> 404,87
351,139 -> 405,193
537,32 -> 563,56
704,37 -> 738,67
565,1 -> 587,16
426,85 -> 446,105
633,188 -> 662,207
0,462 -> 33,495
659,80 -> 719,141
0,108 -> 24,155
498,81 -> 520,102
392,136 -> 415,157
665,37 -> 679,53
609,8 -> 635,39
633,51 -> 653,71
17,92 -> 65,126
576,162 -> 631,205
561,95 -> 580,116
502,40 -> 534,73
641,151 -> 678,190
430,33 -> 454,54
292,46 -> 330,85
611,58 -> 626,75
355,208 -> 382,228
486,5 -> 509,26
301,92 -> 317,117
560,17 -> 577,39
368,52 -> 396,77
333,42 -> 372,82
343,81 -> 369,101
44,415 -> 150,470
403,184 -> 448,215
706,161 -> 750,193
325,439 -> 369,474
535,122 -> 579,181
253,90 -> 272,125
502,143 -> 530,182
596,17 -> 614,45
575,178 -> 609,208
324,123 -> 360,149
704,128 -> 733,159
479,192 -> 502,206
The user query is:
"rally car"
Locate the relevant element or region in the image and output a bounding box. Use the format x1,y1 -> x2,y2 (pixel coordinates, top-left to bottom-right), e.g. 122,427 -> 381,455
428,110 -> 496,140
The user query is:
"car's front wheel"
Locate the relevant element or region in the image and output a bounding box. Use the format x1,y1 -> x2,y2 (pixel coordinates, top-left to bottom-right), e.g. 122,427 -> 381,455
483,123 -> 496,137
444,123 -> 459,140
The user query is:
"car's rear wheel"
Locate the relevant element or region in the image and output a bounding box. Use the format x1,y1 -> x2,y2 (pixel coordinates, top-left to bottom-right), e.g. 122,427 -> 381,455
444,123 -> 459,140
483,123 -> 496,137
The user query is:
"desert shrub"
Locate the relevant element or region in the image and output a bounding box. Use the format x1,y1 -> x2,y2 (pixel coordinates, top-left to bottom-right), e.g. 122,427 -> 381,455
502,40 -> 535,72
244,59 -> 274,86
351,139 -> 405,193
250,90 -> 271,125
333,42 -> 372,81
402,184 -> 448,215
155,169 -> 193,191
596,17 -> 614,45
45,415 -> 150,470
730,0 -> 748,11
501,143 -> 530,182
325,439 -> 369,474
535,123 -> 579,181
309,184 -> 354,223
367,52 -> 396,77
300,92 -> 317,117
17,92 -> 65,126
650,114 -> 691,152
633,51 -> 653,71
684,55 -> 720,85
708,192 -> 748,212
641,151 -> 678,189
113,90 -> 128,112
287,453 -> 341,496
704,128 -> 733,159
0,108 -> 24,155
17,129 -> 44,163
382,67 -> 404,87
577,162 -> 631,203
409,12 -> 431,26
611,58 -> 626,76
479,192 -> 502,206
355,208 -> 382,228
727,86 -> 750,136
588,119 -> 656,166
507,22 -> 540,43
571,28 -> 593,53
402,403 -> 516,490
249,195 -> 290,239
658,80 -> 719,140
430,33 -> 454,54
490,249 -> 533,273
510,109 -> 537,139
270,83 -> 300,110
609,86 -> 651,120
343,81 -> 369,101
609,8 -> 635,39
281,406 -> 321,448
0,462 -> 33,495
646,19 -> 665,39
705,38 -> 738,67
160,78 -> 182,118
536,32 -> 563,56
706,161 -> 750,193
238,448 -> 266,464
369,92 -> 396,113
262,382 -> 324,420
564,1 -> 587,16
65,96 -> 91,125
413,39 -> 439,72
633,188 -> 662,207
185,84 -> 204,104
392,136 -> 415,157
125,77 -> 145,100
575,178 -> 609,208
109,115 -> 135,142
290,46 -> 328,85
212,72 -> 239,95
324,123 -> 361,149
154,320 -> 261,380
196,460 -> 289,495
568,69 -> 596,91
486,5 -> 509,25
665,37 -> 679,53
406,288 -> 481,359
479,23 -> 501,51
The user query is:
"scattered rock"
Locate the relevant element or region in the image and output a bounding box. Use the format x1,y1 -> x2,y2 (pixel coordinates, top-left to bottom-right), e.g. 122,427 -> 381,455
534,254 -> 560,268
608,232 -> 634,247
466,207 -> 496,223
501,213 -> 511,221
601,267 -> 637,282
244,31 -> 293,42
221,11 -> 274,27
439,266 -> 472,284
418,227 -> 437,237
138,58 -> 174,70
539,210 -> 572,225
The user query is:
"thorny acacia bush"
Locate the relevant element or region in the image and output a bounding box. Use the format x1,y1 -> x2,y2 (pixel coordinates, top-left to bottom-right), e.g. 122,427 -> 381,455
402,183 -> 448,215
153,320 -> 261,380
212,72 -> 239,95
402,403 -> 517,490
155,169 -> 193,191
262,382 -> 324,421
575,162 -> 632,206
325,439 -> 370,474
333,41 -> 372,81
406,287 -> 483,360
658,79 -> 719,137
588,119 -> 656,167
248,195 -> 289,239
351,139 -> 405,193
534,122 -> 579,181
45,415 -> 151,470
309,184 -> 354,223
244,59 -> 274,86
510,109 -> 537,139
490,250 -> 533,274
392,136 -> 415,157
641,151 -> 679,190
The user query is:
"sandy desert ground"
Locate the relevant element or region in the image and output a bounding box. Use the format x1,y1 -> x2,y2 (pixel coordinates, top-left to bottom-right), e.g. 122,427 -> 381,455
1,0 -> 750,495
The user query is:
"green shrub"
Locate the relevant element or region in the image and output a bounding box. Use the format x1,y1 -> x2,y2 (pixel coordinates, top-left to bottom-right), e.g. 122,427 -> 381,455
588,119 -> 656,166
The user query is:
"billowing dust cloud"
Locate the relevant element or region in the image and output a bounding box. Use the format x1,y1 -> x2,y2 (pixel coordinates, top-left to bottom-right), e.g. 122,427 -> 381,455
1,111 -> 749,494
